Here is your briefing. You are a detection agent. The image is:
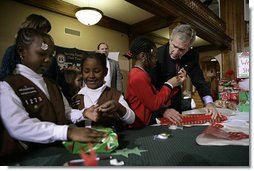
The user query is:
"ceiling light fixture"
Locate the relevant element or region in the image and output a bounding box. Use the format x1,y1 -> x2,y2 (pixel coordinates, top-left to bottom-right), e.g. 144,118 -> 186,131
75,7 -> 103,26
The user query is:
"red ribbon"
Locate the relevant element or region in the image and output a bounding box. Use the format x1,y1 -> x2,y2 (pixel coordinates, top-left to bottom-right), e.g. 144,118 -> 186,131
80,143 -> 98,166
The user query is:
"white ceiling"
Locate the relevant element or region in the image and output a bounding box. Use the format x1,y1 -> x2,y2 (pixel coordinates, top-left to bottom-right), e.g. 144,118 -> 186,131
62,0 -> 154,24
62,0 -> 210,47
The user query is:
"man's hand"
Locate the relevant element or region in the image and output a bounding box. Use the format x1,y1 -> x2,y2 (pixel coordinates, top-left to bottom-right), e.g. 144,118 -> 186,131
205,103 -> 220,119
163,108 -> 182,124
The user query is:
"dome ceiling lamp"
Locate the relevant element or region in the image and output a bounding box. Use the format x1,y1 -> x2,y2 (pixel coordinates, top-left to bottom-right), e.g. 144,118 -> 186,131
75,7 -> 103,26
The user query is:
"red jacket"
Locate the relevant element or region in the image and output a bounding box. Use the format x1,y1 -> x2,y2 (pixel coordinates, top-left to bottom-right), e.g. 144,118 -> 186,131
126,68 -> 178,128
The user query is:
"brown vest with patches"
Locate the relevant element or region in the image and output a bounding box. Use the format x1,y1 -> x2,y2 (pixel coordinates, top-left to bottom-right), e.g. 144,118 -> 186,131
72,87 -> 124,129
0,74 -> 67,157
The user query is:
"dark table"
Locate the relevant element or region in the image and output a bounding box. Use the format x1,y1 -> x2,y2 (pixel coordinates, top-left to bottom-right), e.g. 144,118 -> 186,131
3,125 -> 249,166
116,125 -> 249,166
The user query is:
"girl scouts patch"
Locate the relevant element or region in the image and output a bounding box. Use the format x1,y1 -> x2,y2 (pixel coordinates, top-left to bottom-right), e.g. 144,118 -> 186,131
18,85 -> 42,106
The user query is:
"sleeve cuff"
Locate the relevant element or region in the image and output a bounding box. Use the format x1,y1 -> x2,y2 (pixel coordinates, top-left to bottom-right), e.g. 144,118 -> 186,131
202,95 -> 213,105
70,109 -> 86,123
53,125 -> 69,141
164,82 -> 173,90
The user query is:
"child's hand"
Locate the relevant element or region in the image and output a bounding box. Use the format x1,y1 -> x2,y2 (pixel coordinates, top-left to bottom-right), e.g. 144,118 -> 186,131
178,68 -> 186,82
167,76 -> 182,87
97,100 -> 117,113
83,105 -> 99,122
67,126 -> 106,143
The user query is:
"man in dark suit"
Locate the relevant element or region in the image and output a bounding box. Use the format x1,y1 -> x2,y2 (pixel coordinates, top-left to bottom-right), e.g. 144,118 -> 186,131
149,24 -> 217,118
97,42 -> 123,92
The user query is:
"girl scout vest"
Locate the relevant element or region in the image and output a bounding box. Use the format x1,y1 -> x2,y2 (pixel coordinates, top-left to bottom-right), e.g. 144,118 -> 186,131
72,87 -> 124,130
0,74 -> 67,157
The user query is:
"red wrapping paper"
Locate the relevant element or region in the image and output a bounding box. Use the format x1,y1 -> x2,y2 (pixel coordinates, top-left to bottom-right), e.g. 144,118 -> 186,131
203,123 -> 249,140
157,114 -> 227,126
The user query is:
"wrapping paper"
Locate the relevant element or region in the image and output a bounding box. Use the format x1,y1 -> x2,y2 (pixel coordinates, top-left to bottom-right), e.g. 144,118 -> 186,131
156,114 -> 227,126
63,127 -> 119,154
201,123 -> 249,140
196,112 -> 249,146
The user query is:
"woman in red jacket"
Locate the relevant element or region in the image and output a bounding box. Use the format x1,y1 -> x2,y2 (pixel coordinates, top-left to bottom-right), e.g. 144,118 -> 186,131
125,36 -> 186,128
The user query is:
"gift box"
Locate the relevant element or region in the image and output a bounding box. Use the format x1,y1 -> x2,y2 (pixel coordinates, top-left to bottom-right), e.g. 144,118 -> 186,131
238,103 -> 249,112
238,91 -> 249,112
63,127 -> 119,154
239,91 -> 249,101
218,78 -> 240,102
230,91 -> 239,102
221,92 -> 231,101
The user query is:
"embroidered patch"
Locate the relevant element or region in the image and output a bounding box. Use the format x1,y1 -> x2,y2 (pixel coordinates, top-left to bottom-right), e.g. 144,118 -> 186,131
24,97 -> 43,105
71,99 -> 81,108
18,86 -> 37,95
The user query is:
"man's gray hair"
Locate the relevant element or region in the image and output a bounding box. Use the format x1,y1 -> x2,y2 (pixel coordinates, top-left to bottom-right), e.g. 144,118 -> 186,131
170,24 -> 196,46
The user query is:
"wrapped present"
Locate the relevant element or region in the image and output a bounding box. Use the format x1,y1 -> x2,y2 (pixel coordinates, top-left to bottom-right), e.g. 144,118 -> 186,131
214,100 -> 237,110
219,86 -> 239,102
63,127 -> 119,154
218,78 -> 240,101
230,91 -> 239,102
238,103 -> 249,112
238,91 -> 249,112
218,80 -> 230,93
239,91 -> 249,102
229,80 -> 239,89
221,92 -> 231,101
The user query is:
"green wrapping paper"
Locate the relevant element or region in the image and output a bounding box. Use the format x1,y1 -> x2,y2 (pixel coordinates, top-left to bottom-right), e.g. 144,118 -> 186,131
63,127 -> 119,154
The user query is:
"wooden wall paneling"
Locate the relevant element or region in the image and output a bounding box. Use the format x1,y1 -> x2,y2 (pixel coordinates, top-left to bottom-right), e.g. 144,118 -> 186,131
220,0 -> 245,76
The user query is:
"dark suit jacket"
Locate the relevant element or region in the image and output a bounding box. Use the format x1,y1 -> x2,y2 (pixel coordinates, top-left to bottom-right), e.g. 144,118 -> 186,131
149,43 -> 211,112
108,58 -> 123,92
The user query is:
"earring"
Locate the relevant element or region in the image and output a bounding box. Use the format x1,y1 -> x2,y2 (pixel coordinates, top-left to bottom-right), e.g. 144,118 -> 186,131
20,55 -> 24,60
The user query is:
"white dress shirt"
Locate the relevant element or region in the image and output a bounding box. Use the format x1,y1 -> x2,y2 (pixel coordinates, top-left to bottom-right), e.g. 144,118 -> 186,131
0,64 -> 84,144
104,58 -> 112,88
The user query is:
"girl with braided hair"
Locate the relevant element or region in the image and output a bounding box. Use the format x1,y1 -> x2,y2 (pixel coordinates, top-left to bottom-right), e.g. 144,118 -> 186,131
0,14 -> 52,80
0,28 -> 104,160
124,36 -> 186,128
